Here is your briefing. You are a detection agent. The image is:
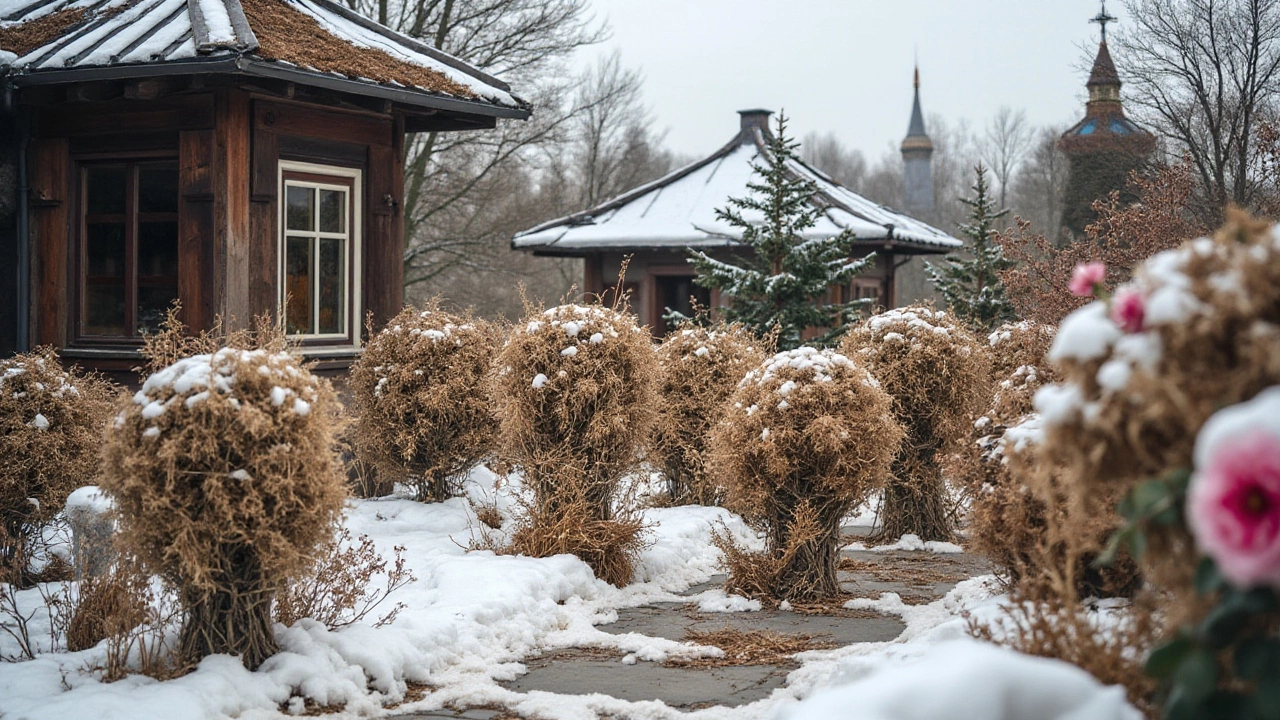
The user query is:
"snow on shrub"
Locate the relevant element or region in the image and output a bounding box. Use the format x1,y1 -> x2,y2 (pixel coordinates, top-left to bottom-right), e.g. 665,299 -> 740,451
0,348 -> 115,582
491,304 -> 659,586
1035,212 -> 1280,599
708,347 -> 902,600
653,323 -> 766,506
841,305 -> 989,542
350,304 -> 500,501
101,347 -> 346,669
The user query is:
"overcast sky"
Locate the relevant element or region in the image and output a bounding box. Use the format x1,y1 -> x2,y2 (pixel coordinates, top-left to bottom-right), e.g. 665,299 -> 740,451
579,0 -> 1109,161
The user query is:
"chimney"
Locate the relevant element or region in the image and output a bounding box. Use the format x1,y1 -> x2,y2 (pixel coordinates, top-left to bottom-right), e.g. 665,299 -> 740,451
738,108 -> 773,137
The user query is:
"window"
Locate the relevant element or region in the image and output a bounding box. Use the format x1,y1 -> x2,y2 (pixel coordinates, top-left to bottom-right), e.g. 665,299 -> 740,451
78,161 -> 179,340
278,162 -> 361,345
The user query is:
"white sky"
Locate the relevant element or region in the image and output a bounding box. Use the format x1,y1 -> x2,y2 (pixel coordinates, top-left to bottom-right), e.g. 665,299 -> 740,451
580,0 -> 1106,161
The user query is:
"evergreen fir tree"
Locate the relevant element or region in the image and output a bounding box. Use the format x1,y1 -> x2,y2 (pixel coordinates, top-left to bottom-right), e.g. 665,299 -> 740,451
925,164 -> 1017,332
688,113 -> 874,350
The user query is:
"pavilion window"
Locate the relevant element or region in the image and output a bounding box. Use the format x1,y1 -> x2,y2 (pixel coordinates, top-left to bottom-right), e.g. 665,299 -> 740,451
279,163 -> 361,345
78,161 -> 179,340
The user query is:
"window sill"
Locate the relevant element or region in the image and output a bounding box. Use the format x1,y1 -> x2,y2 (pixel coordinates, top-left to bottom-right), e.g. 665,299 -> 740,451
61,346 -> 145,361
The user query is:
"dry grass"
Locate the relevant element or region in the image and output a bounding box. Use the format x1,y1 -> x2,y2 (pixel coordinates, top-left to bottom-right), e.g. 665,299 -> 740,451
491,304 -> 659,586
708,347 -> 903,601
101,338 -> 346,669
970,585 -> 1160,716
349,303 -> 501,502
666,627 -> 837,668
0,347 -> 117,584
841,306 -> 990,543
240,0 -> 478,99
653,323 -> 767,505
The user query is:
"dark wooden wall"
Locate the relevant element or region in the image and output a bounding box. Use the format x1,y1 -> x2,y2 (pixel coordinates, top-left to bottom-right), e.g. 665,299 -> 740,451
24,81 -> 408,375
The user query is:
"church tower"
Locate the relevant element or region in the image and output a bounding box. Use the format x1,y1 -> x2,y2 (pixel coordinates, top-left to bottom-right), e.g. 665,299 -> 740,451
1058,2 -> 1154,237
901,66 -> 934,218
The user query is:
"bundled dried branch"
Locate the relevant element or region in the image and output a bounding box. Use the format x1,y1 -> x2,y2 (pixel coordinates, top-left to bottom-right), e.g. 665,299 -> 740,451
0,347 -> 116,584
842,307 -> 990,542
708,347 -> 902,601
653,323 -> 766,505
491,304 -> 659,586
349,303 -> 502,501
101,343 -> 346,670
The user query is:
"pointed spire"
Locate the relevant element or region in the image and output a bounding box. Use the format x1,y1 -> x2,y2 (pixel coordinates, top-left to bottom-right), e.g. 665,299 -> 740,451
905,64 -> 928,140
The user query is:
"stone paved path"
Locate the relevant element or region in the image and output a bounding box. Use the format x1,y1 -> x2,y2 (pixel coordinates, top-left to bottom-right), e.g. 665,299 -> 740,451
391,525 -> 992,718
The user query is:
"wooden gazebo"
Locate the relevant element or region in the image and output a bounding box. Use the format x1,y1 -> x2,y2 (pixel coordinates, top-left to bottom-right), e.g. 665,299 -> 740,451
0,0 -> 528,375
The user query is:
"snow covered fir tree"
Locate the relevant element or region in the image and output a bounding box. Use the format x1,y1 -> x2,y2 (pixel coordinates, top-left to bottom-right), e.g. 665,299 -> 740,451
688,113 -> 874,350
926,165 -> 1016,332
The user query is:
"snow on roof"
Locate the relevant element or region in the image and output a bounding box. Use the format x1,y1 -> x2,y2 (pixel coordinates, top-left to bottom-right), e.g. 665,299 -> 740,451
513,121 -> 961,256
0,0 -> 526,115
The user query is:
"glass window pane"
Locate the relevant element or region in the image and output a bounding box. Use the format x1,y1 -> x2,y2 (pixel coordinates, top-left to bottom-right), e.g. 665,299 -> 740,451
286,186 -> 314,231
319,189 -> 345,233
285,236 -> 313,334
318,238 -> 344,334
137,285 -> 178,335
86,223 -> 126,277
138,164 -> 178,214
86,167 -> 127,215
85,282 -> 126,336
138,221 -> 178,278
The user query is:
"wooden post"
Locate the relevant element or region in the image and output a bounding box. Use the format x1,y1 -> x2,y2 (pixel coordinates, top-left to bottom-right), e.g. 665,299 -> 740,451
30,138 -> 69,347
215,88 -> 252,330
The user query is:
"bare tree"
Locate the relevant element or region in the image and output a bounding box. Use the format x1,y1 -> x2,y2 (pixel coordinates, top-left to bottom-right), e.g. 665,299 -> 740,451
1009,126 -> 1070,239
802,131 -> 868,189
982,106 -> 1033,208
1116,0 -> 1280,221
565,52 -> 675,207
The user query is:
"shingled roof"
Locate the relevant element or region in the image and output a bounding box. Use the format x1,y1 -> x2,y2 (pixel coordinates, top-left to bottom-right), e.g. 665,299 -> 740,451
513,110 -> 960,255
0,0 -> 527,118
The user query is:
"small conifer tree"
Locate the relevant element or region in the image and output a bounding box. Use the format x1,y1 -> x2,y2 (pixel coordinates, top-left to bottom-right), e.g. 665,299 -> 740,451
926,164 -> 1017,332
688,112 -> 874,350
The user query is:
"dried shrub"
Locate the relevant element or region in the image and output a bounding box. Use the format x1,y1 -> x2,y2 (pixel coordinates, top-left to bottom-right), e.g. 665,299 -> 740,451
841,306 -> 990,542
708,348 -> 903,600
275,528 -> 414,629
1038,210 -> 1280,605
653,323 -> 766,505
101,347 -> 346,670
349,304 -> 501,502
0,348 -> 116,583
66,563 -> 149,654
491,304 -> 659,586
998,162 -> 1203,326
138,304 -> 288,377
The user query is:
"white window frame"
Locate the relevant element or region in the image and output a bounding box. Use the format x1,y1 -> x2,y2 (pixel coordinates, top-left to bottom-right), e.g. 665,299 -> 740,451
277,160 -> 363,347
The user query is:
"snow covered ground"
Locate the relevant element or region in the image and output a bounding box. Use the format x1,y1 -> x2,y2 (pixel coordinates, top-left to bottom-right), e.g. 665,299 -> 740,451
0,469 -> 1137,719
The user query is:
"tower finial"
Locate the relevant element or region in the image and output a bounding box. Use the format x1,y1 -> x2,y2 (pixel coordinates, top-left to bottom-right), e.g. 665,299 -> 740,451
1091,0 -> 1117,42
913,64 -> 919,89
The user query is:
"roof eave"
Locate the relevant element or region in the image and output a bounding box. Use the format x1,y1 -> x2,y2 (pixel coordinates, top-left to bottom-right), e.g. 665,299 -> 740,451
4,55 -> 530,120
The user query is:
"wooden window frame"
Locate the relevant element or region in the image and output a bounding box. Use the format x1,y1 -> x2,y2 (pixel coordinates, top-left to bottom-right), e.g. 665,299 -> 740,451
277,160 -> 362,349
72,154 -> 180,347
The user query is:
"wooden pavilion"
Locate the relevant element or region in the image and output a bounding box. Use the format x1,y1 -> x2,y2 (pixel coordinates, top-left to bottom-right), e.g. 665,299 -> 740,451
0,0 -> 528,375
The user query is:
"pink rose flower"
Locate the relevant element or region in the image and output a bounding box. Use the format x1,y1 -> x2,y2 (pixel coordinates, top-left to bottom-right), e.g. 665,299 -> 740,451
1110,288 -> 1146,333
1069,262 -> 1107,297
1187,430 -> 1280,588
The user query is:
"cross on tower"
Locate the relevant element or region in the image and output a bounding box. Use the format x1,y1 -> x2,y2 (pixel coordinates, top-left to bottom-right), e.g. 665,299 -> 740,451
1091,0 -> 1118,42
